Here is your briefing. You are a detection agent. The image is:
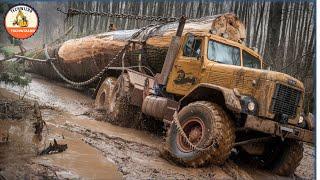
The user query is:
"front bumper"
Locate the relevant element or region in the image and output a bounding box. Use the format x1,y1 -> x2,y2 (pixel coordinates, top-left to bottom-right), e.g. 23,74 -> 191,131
244,115 -> 314,144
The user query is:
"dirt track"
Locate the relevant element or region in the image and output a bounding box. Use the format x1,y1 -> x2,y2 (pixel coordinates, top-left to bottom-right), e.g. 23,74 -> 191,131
0,74 -> 315,179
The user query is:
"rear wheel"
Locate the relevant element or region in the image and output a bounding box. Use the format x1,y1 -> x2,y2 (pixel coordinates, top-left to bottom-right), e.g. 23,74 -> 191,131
107,74 -> 139,127
166,101 -> 235,167
95,77 -> 116,111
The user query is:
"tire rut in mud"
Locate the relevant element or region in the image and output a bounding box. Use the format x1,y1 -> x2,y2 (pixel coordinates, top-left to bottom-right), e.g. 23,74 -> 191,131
62,122 -> 233,179
89,105 -> 165,136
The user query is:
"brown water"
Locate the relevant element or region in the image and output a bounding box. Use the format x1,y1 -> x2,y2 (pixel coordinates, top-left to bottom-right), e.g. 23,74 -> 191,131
36,123 -> 122,180
0,75 -> 159,178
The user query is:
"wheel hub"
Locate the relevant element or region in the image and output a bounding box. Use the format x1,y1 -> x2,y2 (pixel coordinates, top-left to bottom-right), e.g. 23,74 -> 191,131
177,117 -> 205,152
189,126 -> 202,143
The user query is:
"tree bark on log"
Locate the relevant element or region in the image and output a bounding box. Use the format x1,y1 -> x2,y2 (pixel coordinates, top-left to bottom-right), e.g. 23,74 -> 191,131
26,13 -> 246,83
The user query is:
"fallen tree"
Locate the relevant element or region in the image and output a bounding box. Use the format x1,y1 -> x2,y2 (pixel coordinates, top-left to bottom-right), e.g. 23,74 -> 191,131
26,13 -> 246,84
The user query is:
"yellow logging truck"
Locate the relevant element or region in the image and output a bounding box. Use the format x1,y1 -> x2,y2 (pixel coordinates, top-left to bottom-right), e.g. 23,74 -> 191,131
95,17 -> 314,176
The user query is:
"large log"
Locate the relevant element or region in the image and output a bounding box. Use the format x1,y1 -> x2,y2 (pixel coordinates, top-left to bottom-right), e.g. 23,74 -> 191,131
27,13 -> 246,83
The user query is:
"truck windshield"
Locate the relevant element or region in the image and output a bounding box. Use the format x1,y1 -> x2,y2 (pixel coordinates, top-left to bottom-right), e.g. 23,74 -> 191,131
242,50 -> 261,69
207,40 -> 240,66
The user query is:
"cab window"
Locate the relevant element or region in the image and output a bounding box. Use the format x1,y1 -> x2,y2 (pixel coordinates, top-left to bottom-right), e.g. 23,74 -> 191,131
183,35 -> 202,58
243,51 -> 261,69
207,40 -> 240,66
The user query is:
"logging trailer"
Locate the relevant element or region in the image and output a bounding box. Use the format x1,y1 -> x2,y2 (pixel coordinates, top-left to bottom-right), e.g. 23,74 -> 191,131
94,16 -> 314,176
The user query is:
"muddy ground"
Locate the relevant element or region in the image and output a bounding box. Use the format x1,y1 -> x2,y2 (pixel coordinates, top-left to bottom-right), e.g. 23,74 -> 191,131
0,74 -> 315,179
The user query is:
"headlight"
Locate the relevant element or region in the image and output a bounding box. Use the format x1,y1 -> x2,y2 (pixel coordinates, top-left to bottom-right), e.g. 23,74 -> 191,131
298,115 -> 304,124
247,102 -> 256,111
240,96 -> 258,115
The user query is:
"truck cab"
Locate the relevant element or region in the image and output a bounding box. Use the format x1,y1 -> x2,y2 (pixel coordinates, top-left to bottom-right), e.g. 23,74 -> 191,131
166,32 -> 309,131
167,32 -> 264,95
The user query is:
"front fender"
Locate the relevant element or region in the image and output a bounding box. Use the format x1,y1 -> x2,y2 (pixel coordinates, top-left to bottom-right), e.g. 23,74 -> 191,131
179,83 -> 241,113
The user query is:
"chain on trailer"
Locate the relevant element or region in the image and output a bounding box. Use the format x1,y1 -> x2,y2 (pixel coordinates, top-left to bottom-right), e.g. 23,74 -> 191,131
47,44 -> 126,87
46,23 -> 165,87
57,8 -> 178,23
46,8 -> 177,87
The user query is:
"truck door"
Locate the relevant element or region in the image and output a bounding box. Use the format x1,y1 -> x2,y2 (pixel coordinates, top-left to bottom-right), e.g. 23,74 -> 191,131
166,34 -> 203,95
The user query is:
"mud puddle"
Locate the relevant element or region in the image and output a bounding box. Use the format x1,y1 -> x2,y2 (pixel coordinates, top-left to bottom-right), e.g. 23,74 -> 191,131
0,87 -> 122,179
36,114 -> 122,179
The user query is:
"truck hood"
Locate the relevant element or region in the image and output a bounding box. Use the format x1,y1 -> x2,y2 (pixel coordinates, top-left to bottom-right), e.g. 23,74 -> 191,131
238,67 -> 305,91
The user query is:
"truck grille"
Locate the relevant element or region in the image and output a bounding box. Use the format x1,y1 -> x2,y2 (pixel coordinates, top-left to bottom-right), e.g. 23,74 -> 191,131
271,84 -> 301,117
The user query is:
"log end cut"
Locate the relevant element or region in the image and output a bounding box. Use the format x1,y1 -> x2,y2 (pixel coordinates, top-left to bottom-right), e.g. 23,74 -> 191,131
211,13 -> 246,42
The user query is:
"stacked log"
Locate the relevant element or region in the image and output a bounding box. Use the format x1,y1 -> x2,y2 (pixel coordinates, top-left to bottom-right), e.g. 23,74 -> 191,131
26,13 -> 246,83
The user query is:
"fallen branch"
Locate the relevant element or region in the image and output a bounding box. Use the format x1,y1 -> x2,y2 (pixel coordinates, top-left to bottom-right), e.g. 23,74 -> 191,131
0,55 -> 51,62
39,139 -> 68,155
14,55 -> 52,62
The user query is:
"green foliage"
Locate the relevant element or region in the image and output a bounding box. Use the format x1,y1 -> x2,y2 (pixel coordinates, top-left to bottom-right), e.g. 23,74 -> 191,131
0,46 -> 21,58
0,61 -> 31,87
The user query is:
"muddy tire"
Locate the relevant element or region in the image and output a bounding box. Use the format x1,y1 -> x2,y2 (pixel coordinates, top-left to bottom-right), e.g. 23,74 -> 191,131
263,139 -> 303,176
107,74 -> 139,127
166,101 -> 235,167
95,77 -> 116,110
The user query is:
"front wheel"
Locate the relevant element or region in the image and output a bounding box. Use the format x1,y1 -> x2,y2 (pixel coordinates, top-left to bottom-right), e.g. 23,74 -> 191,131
166,101 -> 235,167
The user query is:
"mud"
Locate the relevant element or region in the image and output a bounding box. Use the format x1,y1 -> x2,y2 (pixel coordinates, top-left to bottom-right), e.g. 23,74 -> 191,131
0,98 -> 60,179
36,112 -> 122,180
1,74 -> 92,115
0,74 -> 315,179
64,121 -> 232,179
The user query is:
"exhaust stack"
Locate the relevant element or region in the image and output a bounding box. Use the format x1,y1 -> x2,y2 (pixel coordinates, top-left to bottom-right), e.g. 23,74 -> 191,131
155,16 -> 186,85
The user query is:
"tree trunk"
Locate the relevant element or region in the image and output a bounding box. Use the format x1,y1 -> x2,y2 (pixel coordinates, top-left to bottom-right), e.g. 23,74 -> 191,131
26,13 -> 246,83
264,1 -> 283,70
